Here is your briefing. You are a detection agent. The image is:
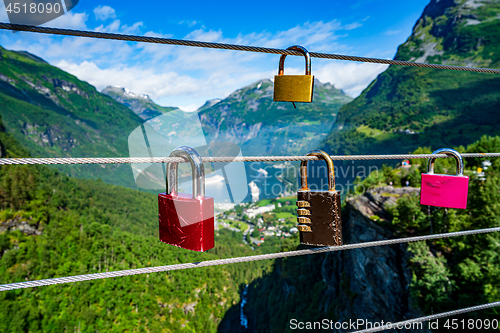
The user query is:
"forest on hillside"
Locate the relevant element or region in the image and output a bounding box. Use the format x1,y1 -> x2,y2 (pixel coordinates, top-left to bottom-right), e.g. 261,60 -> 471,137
0,114 -> 297,332
239,135 -> 500,333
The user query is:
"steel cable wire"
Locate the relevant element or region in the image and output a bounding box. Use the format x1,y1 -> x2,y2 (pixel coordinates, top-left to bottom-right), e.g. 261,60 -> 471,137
1,23 -> 500,74
1,152 -> 499,165
0,226 -> 499,291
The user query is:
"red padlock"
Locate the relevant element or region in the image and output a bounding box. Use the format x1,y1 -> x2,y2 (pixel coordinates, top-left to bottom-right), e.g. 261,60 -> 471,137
158,146 -> 214,252
420,148 -> 469,209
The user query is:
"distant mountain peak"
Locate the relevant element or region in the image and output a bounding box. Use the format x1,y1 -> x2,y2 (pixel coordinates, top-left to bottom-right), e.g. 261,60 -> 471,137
396,0 -> 499,67
103,86 -> 152,102
17,51 -> 48,64
102,86 -> 177,121
197,98 -> 222,112
254,78 -> 273,85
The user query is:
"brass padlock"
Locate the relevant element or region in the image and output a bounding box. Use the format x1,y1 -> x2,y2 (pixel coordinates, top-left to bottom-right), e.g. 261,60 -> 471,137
296,150 -> 342,246
273,45 -> 314,103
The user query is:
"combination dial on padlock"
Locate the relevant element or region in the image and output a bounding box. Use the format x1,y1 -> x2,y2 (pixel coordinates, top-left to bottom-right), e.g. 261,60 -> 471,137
273,45 -> 314,104
296,150 -> 342,246
420,148 -> 469,209
158,146 -> 215,252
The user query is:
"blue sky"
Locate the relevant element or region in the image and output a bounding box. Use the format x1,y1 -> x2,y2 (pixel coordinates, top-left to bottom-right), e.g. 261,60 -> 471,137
0,0 -> 430,110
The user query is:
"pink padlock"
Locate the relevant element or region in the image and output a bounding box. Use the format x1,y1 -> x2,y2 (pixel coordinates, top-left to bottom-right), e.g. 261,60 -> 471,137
420,148 -> 469,209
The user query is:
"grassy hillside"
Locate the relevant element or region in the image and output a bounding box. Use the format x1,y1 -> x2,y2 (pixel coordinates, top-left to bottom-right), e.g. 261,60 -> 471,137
0,46 -> 145,189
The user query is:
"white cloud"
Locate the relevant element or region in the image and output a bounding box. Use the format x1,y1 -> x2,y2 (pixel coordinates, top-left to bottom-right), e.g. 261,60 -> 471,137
344,22 -> 363,30
0,11 -> 382,108
184,29 -> 223,42
56,60 -> 200,98
94,6 -> 116,21
179,20 -> 197,27
315,61 -> 388,97
122,22 -> 144,34
384,29 -> 401,35
41,11 -> 88,29
55,57 -> 273,103
95,19 -> 121,32
178,104 -> 199,112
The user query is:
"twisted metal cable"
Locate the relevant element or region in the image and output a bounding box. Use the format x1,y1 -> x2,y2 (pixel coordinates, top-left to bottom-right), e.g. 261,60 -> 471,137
0,153 -> 499,165
353,301 -> 500,333
1,23 -> 500,74
1,226 -> 499,291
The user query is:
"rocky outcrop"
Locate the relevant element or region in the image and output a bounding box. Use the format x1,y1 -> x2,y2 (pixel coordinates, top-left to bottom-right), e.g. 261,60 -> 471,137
350,186 -> 420,221
232,187 -> 429,333
45,76 -> 89,98
0,216 -> 42,236
321,187 -> 427,331
21,122 -> 78,150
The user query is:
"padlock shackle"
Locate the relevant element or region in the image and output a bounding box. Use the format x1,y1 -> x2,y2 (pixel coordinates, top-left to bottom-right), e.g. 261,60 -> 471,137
166,146 -> 205,198
299,150 -> 336,191
278,45 -> 311,76
427,148 -> 464,176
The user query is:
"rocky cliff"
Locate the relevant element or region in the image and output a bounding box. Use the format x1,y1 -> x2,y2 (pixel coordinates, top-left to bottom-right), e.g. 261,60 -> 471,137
325,186 -> 425,328
220,186 -> 430,332
321,0 -> 500,156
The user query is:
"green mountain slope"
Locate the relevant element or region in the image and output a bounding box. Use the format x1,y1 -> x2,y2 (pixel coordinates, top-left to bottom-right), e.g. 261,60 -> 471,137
321,0 -> 500,156
102,86 -> 178,121
105,79 -> 352,157
199,79 -> 352,156
0,46 -> 144,188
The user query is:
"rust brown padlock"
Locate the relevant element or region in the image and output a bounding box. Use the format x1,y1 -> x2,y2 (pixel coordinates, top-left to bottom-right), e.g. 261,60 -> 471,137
296,150 -> 342,246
